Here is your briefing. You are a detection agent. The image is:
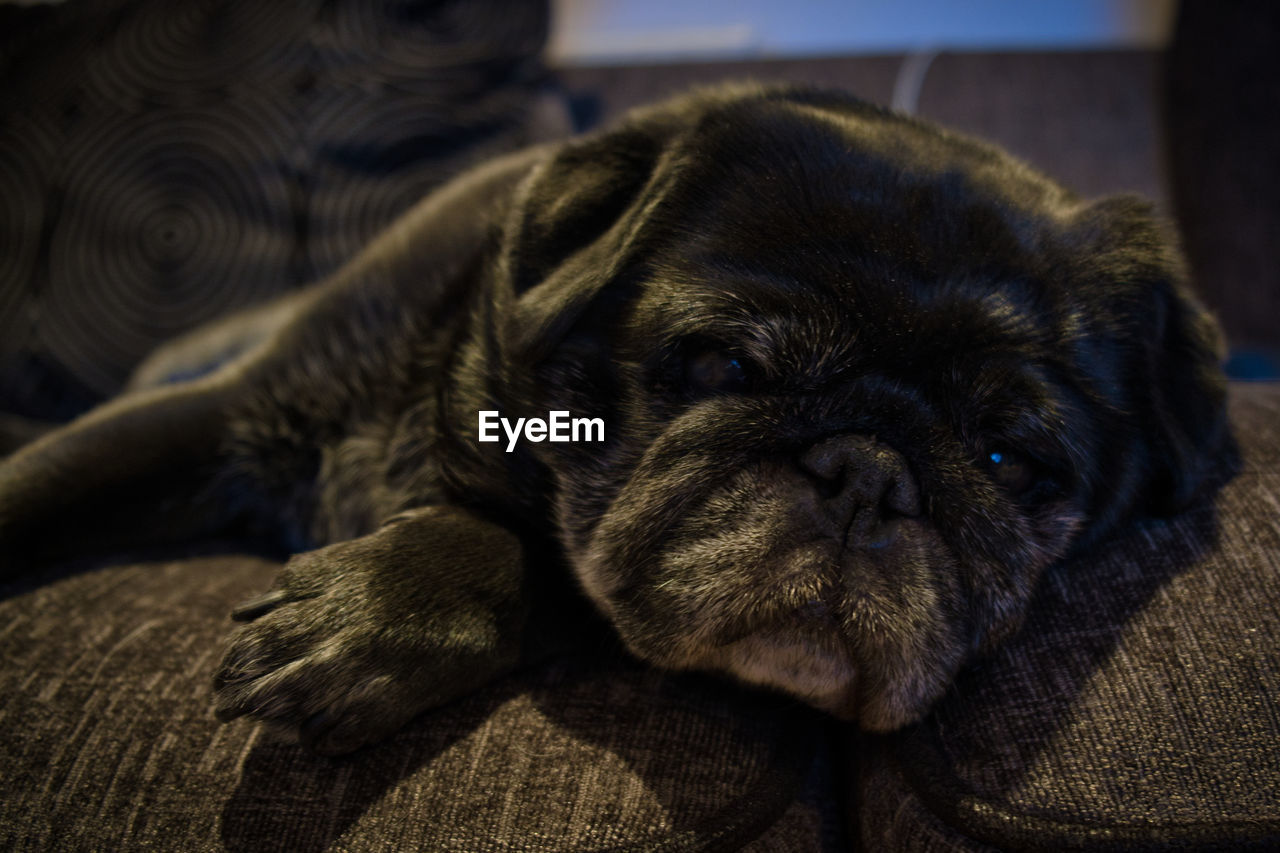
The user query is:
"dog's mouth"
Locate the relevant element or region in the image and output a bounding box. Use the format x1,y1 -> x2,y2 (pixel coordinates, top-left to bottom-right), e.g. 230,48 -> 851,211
656,533 -> 957,724
585,470 -> 970,727
710,616 -> 862,718
692,539 -> 845,643
792,597 -> 843,631
677,570 -> 863,717
732,596 -> 848,649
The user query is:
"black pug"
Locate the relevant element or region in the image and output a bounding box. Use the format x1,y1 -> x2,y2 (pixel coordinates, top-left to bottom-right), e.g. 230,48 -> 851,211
0,85 -> 1231,755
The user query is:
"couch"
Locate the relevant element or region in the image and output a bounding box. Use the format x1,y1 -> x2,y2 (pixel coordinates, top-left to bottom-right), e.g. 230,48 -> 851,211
2,1 -> 1277,849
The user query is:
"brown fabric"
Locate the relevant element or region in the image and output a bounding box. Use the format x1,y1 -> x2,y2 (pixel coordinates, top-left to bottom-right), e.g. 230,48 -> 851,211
7,375 -> 1275,852
854,381 -> 1280,851
2,388 -> 1275,851
0,552 -> 844,851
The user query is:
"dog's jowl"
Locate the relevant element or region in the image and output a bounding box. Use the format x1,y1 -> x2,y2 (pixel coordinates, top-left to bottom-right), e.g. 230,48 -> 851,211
0,85 -> 1231,754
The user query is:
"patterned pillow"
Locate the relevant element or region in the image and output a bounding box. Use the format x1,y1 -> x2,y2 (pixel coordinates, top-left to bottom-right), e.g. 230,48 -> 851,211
0,0 -> 557,422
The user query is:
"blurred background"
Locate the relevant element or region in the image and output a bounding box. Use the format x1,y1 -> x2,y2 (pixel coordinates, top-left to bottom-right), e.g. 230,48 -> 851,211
1,0 -> 1276,437
550,0 -> 1176,63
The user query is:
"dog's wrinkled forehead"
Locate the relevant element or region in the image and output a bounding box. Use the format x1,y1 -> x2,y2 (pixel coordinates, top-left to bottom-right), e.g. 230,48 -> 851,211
658,97 -> 1073,262
627,100 -> 1076,379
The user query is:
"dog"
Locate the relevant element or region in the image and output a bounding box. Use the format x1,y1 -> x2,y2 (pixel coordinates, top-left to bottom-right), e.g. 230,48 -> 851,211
0,84 -> 1232,755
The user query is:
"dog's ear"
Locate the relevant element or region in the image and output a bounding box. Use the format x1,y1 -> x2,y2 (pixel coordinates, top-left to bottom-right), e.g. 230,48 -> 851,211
1076,196 -> 1233,516
500,122 -> 674,362
507,128 -> 666,295
1141,275 -> 1233,514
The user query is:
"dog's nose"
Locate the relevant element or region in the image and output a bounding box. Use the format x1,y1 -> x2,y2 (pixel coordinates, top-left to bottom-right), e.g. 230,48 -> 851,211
798,435 -> 922,527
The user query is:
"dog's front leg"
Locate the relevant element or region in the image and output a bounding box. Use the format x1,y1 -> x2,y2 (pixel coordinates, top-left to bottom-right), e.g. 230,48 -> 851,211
213,504 -> 528,755
0,377 -> 240,571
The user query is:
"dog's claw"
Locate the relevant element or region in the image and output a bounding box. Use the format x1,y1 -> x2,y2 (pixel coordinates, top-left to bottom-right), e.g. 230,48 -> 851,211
231,590 -> 290,621
212,690 -> 248,722
208,676 -> 248,717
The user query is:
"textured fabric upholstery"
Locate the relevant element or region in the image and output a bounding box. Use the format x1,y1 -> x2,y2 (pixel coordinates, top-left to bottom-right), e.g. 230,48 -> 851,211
0,0 -> 560,422
0,551 -> 845,851
3,385 -> 1276,851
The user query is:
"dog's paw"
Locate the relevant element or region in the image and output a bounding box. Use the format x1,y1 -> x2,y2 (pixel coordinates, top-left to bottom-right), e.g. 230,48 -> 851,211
213,527 -> 524,755
213,590 -> 423,755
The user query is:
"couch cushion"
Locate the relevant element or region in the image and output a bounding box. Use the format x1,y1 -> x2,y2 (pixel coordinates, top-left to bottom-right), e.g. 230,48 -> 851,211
0,552 -> 845,851
854,381 -> 1280,851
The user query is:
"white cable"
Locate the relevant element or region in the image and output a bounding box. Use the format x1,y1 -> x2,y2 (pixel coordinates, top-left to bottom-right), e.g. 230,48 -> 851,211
891,49 -> 940,115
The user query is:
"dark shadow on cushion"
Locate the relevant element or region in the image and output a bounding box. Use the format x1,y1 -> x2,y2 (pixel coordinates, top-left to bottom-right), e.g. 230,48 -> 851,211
853,383 -> 1280,851
218,675 -> 528,853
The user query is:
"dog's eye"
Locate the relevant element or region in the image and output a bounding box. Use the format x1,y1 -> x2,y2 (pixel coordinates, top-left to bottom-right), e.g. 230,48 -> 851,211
982,448 -> 1037,495
685,350 -> 750,394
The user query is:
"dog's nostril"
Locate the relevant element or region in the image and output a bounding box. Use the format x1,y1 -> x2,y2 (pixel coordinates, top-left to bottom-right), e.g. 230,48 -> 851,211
883,468 -> 921,518
799,434 -> 922,522
799,434 -> 876,483
812,468 -> 846,500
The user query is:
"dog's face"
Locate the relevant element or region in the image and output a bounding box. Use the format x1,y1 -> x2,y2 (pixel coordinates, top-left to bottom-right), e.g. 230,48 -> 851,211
500,87 -> 1229,730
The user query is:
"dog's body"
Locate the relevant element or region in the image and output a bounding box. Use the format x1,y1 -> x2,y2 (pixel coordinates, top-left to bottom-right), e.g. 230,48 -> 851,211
0,86 -> 1231,755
